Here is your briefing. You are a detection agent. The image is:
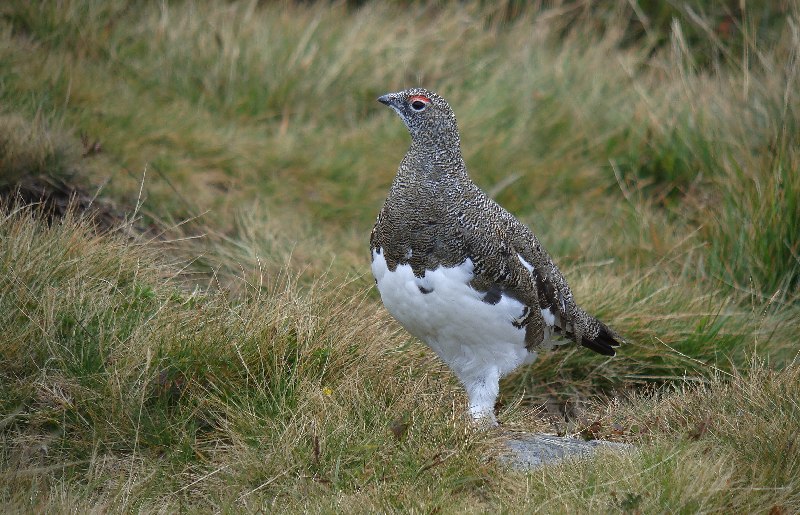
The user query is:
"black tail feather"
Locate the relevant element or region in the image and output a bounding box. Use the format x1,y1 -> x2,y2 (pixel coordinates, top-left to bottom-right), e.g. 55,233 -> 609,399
580,325 -> 622,357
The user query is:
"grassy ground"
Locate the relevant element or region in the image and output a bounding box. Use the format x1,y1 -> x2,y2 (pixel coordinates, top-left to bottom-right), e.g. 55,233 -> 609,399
1,0 -> 799,512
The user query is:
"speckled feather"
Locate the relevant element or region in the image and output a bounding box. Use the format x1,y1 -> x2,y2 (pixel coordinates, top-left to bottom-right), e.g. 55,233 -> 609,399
370,88 -> 622,355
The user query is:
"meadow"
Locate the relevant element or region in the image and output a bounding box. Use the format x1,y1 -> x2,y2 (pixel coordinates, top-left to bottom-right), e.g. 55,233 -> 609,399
1,0 -> 799,511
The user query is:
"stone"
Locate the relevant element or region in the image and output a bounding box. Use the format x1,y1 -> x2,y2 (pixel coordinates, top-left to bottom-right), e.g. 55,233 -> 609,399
499,433 -> 632,470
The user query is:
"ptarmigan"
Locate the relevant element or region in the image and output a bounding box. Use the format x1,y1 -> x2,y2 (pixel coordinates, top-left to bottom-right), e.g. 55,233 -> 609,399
370,87 -> 622,426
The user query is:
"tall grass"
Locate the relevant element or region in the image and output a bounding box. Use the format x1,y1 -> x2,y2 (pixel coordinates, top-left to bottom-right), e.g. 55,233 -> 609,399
0,113 -> 81,184
1,0 -> 799,511
2,0 -> 797,294
0,206 -> 488,511
2,202 -> 797,512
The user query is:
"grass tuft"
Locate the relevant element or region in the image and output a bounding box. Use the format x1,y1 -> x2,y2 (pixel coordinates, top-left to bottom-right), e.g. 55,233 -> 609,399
1,0 -> 799,511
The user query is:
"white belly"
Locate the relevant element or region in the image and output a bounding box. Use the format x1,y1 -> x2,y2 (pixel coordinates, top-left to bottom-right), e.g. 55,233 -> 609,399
371,248 -> 537,381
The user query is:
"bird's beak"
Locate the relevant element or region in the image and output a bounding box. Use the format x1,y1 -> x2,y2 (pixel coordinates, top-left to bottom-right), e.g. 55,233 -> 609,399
377,94 -> 394,106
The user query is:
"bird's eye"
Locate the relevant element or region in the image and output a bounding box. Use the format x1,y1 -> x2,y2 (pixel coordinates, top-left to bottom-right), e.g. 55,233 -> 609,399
410,100 -> 427,111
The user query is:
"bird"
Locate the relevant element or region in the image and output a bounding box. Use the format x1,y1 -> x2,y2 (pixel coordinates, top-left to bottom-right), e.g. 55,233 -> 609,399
370,87 -> 623,426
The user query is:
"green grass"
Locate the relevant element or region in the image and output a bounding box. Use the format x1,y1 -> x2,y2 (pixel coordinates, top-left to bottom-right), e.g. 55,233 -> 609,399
1,0 -> 799,511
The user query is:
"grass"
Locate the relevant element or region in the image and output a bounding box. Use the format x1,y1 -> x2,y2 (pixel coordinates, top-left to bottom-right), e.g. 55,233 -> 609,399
1,0 -> 799,511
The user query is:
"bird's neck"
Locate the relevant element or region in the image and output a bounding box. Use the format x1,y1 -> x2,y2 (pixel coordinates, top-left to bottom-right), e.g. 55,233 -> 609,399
410,127 -> 461,153
405,138 -> 469,183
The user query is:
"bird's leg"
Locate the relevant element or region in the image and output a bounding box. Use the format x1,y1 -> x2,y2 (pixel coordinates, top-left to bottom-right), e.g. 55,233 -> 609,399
462,367 -> 500,427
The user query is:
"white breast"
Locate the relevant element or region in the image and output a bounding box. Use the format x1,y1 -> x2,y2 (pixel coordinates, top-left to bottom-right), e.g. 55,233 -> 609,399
371,248 -> 537,381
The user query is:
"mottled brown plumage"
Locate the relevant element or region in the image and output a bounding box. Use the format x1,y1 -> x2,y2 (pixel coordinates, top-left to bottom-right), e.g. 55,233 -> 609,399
371,88 -> 621,354
371,88 -> 621,423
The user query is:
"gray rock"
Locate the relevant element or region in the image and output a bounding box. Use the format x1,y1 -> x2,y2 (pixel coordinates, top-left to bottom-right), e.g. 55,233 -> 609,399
500,433 -> 632,470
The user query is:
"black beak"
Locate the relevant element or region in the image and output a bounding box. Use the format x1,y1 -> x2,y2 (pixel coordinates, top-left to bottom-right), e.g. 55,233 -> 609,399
377,94 -> 393,106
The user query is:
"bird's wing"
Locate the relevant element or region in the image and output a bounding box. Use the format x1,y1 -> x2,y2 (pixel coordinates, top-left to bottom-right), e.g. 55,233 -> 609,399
461,199 -> 620,355
460,216 -> 555,350
511,222 -> 622,356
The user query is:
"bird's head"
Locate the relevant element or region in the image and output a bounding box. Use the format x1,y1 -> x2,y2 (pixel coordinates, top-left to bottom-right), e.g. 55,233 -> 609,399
377,88 -> 460,148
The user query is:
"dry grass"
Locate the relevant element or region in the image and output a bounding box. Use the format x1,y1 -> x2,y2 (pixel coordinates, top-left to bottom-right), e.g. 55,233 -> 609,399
1,0 -> 799,511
